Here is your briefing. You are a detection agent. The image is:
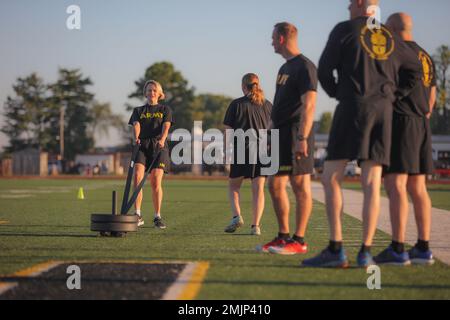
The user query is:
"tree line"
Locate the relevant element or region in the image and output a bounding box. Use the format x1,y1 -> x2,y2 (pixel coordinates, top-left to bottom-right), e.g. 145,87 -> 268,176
1,63 -> 233,160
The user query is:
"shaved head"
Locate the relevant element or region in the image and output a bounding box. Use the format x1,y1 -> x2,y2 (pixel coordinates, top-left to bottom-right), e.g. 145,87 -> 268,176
386,13 -> 413,33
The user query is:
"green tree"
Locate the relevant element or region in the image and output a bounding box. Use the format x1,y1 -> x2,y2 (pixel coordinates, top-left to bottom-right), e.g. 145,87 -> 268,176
49,69 -> 95,160
128,62 -> 195,129
191,94 -> 233,130
317,112 -> 333,134
431,45 -> 450,134
1,73 -> 57,152
89,102 -> 126,143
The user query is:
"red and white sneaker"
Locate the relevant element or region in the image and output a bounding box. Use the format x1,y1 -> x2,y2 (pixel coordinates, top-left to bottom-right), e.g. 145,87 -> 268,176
256,237 -> 288,253
268,240 -> 308,255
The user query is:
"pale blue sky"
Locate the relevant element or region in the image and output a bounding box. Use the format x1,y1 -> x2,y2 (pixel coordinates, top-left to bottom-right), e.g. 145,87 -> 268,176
1,0 -> 449,150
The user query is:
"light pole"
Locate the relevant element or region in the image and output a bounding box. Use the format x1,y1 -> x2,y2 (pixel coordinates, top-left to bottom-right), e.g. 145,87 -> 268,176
59,104 -> 65,161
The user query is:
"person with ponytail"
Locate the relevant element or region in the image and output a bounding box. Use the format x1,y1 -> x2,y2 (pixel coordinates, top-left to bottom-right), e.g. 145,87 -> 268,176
223,73 -> 272,236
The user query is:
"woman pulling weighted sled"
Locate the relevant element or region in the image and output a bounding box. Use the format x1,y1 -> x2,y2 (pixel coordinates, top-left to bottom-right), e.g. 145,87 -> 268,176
128,80 -> 173,229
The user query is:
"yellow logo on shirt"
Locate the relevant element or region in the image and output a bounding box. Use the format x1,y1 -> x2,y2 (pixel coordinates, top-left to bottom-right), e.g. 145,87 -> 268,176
277,74 -> 290,86
140,112 -> 163,120
360,26 -> 395,61
419,51 -> 433,88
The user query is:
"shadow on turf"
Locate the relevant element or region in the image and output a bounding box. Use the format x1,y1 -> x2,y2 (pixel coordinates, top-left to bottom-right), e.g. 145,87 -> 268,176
0,225 -> 89,228
0,232 -> 97,238
201,279 -> 450,290
1,277 -> 449,291
0,277 -> 177,284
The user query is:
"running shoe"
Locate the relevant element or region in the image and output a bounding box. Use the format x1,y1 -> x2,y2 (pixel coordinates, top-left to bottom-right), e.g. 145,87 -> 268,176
224,215 -> 244,233
153,217 -> 167,229
250,225 -> 261,236
136,215 -> 144,227
357,251 -> 376,268
408,247 -> 435,266
374,246 -> 411,266
256,237 -> 288,253
302,247 -> 349,268
268,239 -> 308,255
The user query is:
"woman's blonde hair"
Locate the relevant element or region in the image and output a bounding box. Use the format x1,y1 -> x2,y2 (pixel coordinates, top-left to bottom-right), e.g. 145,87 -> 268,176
242,73 -> 265,106
143,80 -> 166,101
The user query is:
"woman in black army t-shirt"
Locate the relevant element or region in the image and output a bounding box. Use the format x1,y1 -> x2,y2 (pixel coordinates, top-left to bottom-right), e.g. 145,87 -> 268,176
128,80 -> 173,229
223,73 -> 272,236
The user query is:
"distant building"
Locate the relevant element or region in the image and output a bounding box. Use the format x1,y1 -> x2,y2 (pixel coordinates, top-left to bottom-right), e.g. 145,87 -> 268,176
431,136 -> 450,162
12,148 -> 48,176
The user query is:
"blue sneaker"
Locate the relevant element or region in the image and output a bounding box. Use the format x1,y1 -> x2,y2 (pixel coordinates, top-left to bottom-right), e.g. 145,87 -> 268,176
302,248 -> 349,268
408,247 -> 435,266
374,246 -> 411,266
357,251 -> 376,268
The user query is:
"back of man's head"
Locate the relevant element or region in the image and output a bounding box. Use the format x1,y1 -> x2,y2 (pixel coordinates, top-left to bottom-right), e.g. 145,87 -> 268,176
386,12 -> 413,38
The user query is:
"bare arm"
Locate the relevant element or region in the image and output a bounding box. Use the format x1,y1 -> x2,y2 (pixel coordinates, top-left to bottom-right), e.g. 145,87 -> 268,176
157,122 -> 171,148
295,90 -> 317,158
133,122 -> 141,145
427,86 -> 437,119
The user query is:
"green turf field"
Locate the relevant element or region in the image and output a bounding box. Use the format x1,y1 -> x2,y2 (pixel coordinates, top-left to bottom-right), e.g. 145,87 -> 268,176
0,178 -> 449,299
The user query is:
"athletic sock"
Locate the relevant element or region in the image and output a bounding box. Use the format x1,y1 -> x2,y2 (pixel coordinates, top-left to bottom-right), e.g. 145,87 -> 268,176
154,213 -> 161,219
136,210 -> 141,217
391,241 -> 404,254
292,235 -> 305,245
328,241 -> 342,254
416,239 -> 430,252
278,233 -> 290,240
359,244 -> 371,254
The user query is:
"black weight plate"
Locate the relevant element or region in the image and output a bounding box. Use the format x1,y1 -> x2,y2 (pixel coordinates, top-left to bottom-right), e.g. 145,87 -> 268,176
91,214 -> 138,223
91,222 -> 138,232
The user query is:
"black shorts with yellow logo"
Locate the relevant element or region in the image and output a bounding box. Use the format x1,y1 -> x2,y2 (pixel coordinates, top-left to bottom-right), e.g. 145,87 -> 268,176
135,138 -> 170,174
276,123 -> 314,176
384,113 -> 433,175
326,98 -> 393,166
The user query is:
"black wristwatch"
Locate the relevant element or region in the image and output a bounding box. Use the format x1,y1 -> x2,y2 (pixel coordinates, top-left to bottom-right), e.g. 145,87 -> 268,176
297,134 -> 307,141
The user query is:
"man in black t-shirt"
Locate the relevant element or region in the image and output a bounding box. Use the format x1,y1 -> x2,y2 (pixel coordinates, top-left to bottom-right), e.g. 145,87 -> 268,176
256,22 -> 318,256
374,13 -> 437,266
303,0 -> 422,268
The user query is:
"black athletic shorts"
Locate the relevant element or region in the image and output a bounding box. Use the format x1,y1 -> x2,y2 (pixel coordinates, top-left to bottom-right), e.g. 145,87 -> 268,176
275,122 -> 314,176
229,142 -> 267,179
384,113 -> 433,175
229,163 -> 266,179
135,138 -> 170,173
326,98 -> 393,166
